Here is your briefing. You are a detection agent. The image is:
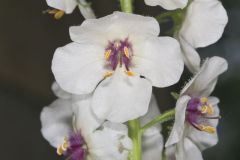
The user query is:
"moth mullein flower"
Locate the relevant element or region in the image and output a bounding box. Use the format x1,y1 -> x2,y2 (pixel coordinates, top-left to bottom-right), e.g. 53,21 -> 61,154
141,95 -> 164,160
40,94 -> 132,160
45,0 -> 95,19
165,57 -> 228,160
52,11 -> 184,123
144,0 -> 188,10
178,0 -> 228,73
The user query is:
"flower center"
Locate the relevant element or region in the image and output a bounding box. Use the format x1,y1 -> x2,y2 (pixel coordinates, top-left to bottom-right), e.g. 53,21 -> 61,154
57,132 -> 87,160
186,97 -> 220,134
104,38 -> 134,77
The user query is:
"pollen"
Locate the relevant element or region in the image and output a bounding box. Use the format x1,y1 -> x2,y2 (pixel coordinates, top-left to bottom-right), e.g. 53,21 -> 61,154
123,46 -> 130,59
45,9 -> 65,20
200,97 -> 208,103
54,10 -> 65,20
201,105 -> 214,115
198,125 -> 216,134
125,70 -> 134,76
104,71 -> 113,78
57,137 -> 69,155
105,50 -> 111,60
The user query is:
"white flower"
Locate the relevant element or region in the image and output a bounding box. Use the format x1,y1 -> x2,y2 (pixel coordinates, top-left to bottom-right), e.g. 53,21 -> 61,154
52,11 -> 184,123
40,94 -> 132,160
141,95 -> 163,160
165,57 -> 228,160
178,0 -> 228,73
46,0 -> 95,19
51,81 -> 72,99
145,0 -> 228,73
144,0 -> 188,10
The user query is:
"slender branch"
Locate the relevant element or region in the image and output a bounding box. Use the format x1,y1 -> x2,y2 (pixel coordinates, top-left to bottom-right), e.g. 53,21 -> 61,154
141,109 -> 175,132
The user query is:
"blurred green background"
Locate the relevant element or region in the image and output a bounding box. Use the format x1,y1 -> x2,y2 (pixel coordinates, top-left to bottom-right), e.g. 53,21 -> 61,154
0,0 -> 239,159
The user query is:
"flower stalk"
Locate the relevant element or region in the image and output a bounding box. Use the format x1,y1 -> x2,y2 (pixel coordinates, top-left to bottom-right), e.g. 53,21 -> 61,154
120,0 -> 133,13
141,109 -> 175,132
128,119 -> 142,160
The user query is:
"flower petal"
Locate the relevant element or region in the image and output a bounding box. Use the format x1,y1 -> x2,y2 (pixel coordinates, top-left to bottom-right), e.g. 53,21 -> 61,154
133,36 -> 184,88
181,56 -> 228,97
140,94 -> 162,131
144,0 -> 188,10
87,122 -> 132,160
186,126 -> 218,152
92,69 -> 152,123
179,0 -> 228,48
51,81 -> 72,99
78,0 -> 96,19
142,128 -> 163,160
70,12 -> 160,44
176,138 -> 203,160
140,94 -> 160,123
141,95 -> 163,160
52,42 -> 107,95
165,95 -> 191,147
186,97 -> 220,151
178,36 -> 201,73
40,99 -> 73,148
72,95 -> 103,138
46,0 -> 77,14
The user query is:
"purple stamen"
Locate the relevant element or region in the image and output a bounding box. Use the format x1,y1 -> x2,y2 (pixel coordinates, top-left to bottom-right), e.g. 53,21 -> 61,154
186,97 -> 217,132
105,38 -> 133,71
64,132 -> 87,160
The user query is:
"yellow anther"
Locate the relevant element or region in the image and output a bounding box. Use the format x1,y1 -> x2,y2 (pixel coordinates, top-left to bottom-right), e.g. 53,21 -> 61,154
200,97 -> 208,103
104,71 -> 113,78
54,10 -> 65,20
201,105 -> 214,115
123,47 -> 130,58
207,104 -> 214,115
57,146 -> 64,155
105,50 -> 111,60
45,9 -> 65,19
198,125 -> 216,134
57,137 -> 69,155
125,70 -> 134,76
201,105 -> 208,114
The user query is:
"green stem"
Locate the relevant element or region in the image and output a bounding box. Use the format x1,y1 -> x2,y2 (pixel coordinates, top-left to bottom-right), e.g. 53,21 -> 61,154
120,0 -> 133,13
128,119 -> 142,160
141,109 -> 175,132
155,9 -> 182,22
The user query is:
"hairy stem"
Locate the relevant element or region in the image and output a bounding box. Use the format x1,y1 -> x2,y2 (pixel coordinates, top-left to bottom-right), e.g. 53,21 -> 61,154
141,109 -> 175,132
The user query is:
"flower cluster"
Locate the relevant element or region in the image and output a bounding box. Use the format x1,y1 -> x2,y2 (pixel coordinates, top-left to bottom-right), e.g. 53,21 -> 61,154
41,0 -> 228,160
